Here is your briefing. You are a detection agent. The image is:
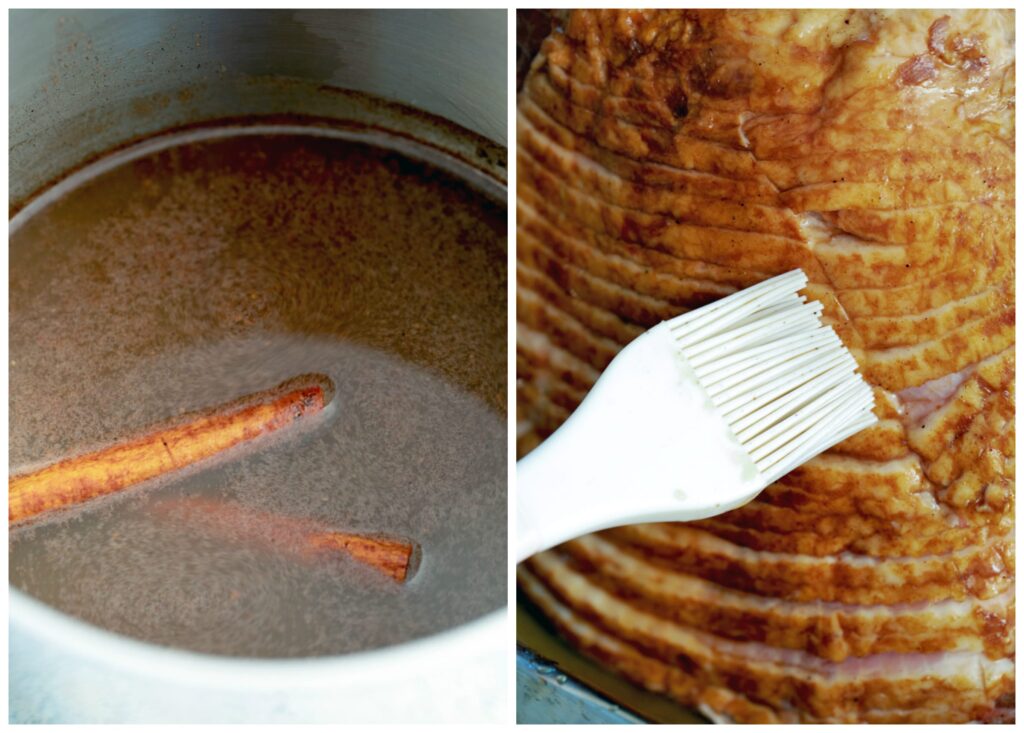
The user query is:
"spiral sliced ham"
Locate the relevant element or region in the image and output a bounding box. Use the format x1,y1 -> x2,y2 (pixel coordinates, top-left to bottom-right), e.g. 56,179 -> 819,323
516,9 -> 1014,723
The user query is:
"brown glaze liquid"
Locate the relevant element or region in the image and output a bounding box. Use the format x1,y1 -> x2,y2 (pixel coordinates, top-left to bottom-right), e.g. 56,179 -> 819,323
9,125 -> 507,657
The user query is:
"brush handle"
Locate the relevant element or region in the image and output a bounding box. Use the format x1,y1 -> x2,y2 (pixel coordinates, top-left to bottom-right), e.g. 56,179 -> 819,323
516,396 -> 626,562
516,326 -> 764,563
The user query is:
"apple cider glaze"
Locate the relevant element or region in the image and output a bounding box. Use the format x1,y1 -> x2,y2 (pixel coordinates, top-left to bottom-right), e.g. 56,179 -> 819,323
10,125 -> 507,657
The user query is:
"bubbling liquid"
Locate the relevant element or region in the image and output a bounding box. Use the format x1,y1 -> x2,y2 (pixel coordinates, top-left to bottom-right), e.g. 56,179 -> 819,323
9,125 -> 507,657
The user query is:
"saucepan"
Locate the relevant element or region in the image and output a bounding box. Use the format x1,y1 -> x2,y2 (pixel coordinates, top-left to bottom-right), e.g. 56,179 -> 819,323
9,9 -> 507,723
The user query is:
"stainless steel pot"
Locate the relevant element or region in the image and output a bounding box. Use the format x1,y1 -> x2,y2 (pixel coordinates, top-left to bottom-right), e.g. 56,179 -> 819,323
9,9 -> 507,723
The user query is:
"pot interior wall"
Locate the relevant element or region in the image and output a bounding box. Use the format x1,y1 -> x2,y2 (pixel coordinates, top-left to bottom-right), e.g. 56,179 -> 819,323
10,9 -> 507,207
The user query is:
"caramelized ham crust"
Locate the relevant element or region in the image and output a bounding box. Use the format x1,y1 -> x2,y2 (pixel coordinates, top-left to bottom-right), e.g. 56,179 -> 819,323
517,9 -> 1014,724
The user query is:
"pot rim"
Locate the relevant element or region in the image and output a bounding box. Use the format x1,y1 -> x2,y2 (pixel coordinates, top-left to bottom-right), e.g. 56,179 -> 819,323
10,586 -> 505,687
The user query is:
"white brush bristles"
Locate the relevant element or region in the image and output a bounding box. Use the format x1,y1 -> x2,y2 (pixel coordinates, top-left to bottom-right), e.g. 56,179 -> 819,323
667,270 -> 876,485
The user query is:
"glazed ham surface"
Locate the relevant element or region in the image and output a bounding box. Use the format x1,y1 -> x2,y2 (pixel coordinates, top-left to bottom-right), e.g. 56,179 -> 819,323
516,9 -> 1014,724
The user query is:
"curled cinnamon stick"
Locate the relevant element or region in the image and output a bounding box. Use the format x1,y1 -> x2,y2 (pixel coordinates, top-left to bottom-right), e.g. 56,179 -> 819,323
9,381 -> 327,525
150,496 -> 416,582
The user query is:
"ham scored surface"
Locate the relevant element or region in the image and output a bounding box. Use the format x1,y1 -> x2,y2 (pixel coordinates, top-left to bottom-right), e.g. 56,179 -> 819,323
516,9 -> 1014,724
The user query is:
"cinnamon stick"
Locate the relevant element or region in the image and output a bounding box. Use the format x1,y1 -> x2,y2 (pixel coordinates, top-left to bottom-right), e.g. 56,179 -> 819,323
150,496 -> 415,582
9,382 -> 326,525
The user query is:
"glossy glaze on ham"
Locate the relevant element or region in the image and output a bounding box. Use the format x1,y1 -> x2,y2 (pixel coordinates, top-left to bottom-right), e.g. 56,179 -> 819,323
516,9 -> 1014,724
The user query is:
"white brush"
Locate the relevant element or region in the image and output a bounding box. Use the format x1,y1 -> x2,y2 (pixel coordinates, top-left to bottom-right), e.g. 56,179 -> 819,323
517,269 -> 876,562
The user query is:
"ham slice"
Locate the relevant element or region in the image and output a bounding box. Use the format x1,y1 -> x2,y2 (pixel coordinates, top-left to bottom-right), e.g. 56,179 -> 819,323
517,9 -> 1014,724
